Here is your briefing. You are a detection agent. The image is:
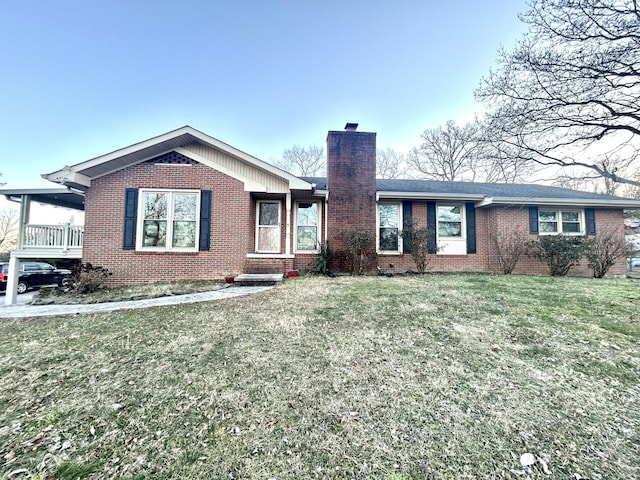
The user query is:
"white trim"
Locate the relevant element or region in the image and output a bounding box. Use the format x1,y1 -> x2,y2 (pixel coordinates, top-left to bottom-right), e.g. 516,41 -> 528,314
377,202 -> 403,254
46,169 -> 92,188
173,147 -> 267,192
285,193 -> 292,255
136,188 -> 201,252
436,203 -> 467,255
477,196 -> 640,208
538,208 -> 585,235
377,191 -> 484,201
255,200 -> 282,253
43,126 -> 313,191
294,201 -> 322,254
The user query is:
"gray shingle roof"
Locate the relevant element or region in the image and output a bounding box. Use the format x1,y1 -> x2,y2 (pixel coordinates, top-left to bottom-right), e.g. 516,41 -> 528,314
300,177 -> 637,203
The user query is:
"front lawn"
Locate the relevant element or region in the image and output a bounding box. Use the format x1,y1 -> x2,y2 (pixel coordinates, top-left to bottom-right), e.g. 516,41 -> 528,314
1,274 -> 638,479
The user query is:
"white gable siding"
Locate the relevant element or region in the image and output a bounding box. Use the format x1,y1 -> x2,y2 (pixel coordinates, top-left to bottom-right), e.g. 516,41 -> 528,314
183,144 -> 290,193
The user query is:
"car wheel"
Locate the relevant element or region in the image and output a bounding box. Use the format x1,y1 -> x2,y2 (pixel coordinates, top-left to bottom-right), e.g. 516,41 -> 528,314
17,281 -> 28,294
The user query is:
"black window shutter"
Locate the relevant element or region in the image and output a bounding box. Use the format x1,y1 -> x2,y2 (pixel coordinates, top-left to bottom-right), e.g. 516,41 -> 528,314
466,202 -> 477,254
402,201 -> 413,254
529,206 -> 539,234
123,188 -> 138,250
585,208 -> 596,236
199,190 -> 212,251
427,201 -> 437,254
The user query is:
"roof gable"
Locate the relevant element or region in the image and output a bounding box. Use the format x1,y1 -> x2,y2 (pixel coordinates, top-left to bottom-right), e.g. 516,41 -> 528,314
43,126 -> 312,193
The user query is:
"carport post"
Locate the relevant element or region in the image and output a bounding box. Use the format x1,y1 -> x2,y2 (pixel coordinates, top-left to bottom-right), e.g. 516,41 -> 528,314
5,256 -> 20,305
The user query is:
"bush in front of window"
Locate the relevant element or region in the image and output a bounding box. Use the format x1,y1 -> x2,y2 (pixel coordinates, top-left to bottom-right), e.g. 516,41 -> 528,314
339,229 -> 375,276
312,241 -> 333,276
585,228 -> 629,278
491,231 -> 528,274
401,227 -> 438,273
527,235 -> 588,276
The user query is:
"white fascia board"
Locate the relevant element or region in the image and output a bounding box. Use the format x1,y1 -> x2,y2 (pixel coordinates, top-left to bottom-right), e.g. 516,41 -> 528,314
173,147 -> 267,192
376,191 -> 485,201
1,188 -> 79,196
42,126 -> 313,191
44,127 -> 198,180
480,197 -> 640,208
43,169 -> 91,188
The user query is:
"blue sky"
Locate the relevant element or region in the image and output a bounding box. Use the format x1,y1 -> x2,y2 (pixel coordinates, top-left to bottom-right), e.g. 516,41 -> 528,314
0,0 -> 528,190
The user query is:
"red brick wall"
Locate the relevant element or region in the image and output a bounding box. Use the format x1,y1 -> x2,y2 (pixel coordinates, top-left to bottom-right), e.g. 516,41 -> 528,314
376,202 -> 491,274
486,206 -> 626,277
84,157 -> 628,284
318,203 -> 626,277
84,162 -> 251,286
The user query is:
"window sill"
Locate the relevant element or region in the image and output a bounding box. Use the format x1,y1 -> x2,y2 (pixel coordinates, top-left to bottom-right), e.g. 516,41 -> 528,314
246,253 -> 295,259
135,248 -> 198,253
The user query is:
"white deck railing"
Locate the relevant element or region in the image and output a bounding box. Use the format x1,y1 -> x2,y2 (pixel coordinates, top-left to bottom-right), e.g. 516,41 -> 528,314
21,224 -> 84,251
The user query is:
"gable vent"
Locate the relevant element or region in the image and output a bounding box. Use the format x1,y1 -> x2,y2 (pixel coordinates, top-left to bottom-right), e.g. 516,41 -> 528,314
146,151 -> 195,165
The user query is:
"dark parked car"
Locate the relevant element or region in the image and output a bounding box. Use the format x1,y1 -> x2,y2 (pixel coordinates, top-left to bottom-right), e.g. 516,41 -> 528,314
0,262 -> 71,294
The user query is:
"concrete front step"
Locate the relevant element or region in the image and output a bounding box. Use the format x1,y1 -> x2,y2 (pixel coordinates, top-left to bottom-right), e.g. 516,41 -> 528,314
233,273 -> 284,286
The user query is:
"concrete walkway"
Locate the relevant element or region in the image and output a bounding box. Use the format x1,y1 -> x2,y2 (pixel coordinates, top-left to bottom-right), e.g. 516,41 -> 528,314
0,285 -> 273,319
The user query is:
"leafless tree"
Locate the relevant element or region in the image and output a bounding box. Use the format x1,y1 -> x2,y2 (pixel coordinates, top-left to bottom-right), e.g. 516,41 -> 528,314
476,0 -> 640,189
408,120 -> 528,182
408,120 -> 482,181
0,208 -> 18,251
272,144 -> 326,177
376,147 -> 409,179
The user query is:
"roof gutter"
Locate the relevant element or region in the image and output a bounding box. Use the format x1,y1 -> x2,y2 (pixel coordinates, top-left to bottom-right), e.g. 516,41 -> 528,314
478,197 -> 640,208
377,191 -> 485,201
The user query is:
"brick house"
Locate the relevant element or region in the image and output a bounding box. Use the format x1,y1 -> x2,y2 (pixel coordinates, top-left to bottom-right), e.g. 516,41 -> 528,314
24,124 -> 640,285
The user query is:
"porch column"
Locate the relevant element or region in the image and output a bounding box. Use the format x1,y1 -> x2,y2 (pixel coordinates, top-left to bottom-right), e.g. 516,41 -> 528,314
5,256 -> 20,305
17,194 -> 31,250
285,193 -> 292,255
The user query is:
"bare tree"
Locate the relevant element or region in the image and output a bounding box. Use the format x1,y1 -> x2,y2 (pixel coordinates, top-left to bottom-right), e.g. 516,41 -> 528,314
272,144 -> 326,177
476,0 -> 640,188
408,120 -> 482,181
376,147 -> 409,179
0,208 -> 18,251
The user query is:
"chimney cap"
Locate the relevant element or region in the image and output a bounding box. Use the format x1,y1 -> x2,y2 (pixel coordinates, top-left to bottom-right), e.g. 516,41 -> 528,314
344,123 -> 358,131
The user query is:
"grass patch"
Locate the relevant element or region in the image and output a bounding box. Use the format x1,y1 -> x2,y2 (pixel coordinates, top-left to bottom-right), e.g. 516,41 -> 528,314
1,274 -> 639,479
41,280 -> 224,304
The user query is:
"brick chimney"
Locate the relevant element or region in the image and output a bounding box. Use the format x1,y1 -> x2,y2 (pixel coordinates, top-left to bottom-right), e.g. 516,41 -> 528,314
326,123 -> 377,266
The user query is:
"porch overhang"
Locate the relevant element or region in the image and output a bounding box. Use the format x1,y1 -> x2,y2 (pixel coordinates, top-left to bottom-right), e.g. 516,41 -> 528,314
2,188 -> 85,210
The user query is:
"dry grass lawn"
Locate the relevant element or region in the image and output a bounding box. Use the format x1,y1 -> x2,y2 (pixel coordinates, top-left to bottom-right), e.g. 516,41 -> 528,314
1,274 -> 639,479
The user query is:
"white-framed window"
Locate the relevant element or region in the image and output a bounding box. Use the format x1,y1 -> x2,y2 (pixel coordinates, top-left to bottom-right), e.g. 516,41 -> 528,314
436,204 -> 468,255
256,201 -> 281,253
378,203 -> 402,253
138,189 -> 200,251
437,205 -> 463,238
539,209 -> 584,234
295,202 -> 320,252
